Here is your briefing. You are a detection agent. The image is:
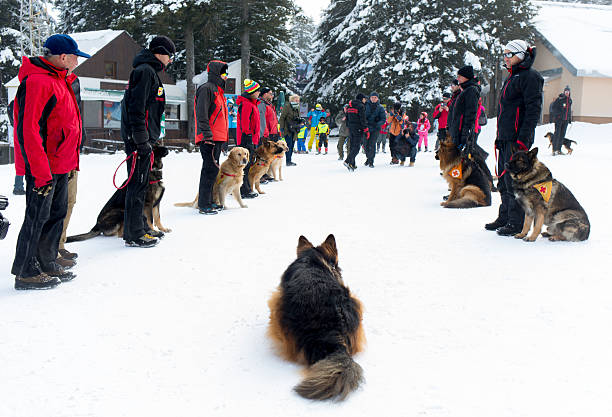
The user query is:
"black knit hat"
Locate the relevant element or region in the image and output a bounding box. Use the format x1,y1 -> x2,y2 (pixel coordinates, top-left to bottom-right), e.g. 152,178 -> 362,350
443,92 -> 451,98
394,101 -> 402,110
356,93 -> 367,101
260,87 -> 272,95
150,35 -> 176,56
369,91 -> 379,98
458,65 -> 474,80
452,79 -> 459,86
564,85 -> 571,92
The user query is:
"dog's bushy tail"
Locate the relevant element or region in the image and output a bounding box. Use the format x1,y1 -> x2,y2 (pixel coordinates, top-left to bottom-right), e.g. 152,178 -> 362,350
66,227 -> 101,243
444,197 -> 479,209
294,350 -> 364,401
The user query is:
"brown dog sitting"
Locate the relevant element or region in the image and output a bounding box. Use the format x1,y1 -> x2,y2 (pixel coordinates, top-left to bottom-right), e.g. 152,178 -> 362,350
213,146 -> 249,209
435,137 -> 491,208
268,140 -> 288,181
248,140 -> 284,194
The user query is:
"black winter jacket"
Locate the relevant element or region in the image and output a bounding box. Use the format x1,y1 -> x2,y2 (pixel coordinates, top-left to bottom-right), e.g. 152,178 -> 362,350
551,93 -> 572,122
496,48 -> 544,148
346,99 -> 367,133
121,49 -> 166,145
365,100 -> 386,131
447,89 -> 461,130
449,78 -> 480,147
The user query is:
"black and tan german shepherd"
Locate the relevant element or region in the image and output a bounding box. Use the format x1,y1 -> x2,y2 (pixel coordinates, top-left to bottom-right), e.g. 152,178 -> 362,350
67,145 -> 170,242
435,137 -> 491,208
506,147 -> 590,242
267,234 -> 365,401
544,132 -> 577,155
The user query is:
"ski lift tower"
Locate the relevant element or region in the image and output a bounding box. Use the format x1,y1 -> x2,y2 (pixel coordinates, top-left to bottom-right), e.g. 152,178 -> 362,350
19,0 -> 53,56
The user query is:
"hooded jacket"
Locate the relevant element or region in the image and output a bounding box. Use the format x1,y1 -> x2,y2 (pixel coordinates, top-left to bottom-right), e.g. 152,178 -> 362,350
12,56 -> 82,188
433,103 -> 449,129
496,48 -> 544,148
417,114 -> 430,134
195,60 -> 229,143
551,93 -> 572,122
279,101 -> 301,135
346,99 -> 367,133
335,109 -> 349,137
387,109 -> 404,136
449,78 -> 481,147
120,49 -> 166,145
236,93 -> 261,146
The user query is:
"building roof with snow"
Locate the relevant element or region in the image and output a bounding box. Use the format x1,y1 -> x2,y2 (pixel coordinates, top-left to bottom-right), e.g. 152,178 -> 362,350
69,29 -> 124,68
534,1 -> 612,78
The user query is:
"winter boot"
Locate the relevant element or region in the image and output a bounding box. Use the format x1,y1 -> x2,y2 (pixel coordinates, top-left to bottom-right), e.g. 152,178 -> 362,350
198,206 -> 219,215
125,233 -> 159,247
15,273 -> 61,290
325,148 -> 328,154
418,147 -> 421,152
56,256 -> 76,270
425,146 -> 428,152
390,158 -> 399,165
400,160 -> 405,166
496,223 -> 522,236
43,262 -> 76,282
485,216 -> 508,231
409,161 -> 415,167
382,144 -> 386,153
146,229 -> 165,239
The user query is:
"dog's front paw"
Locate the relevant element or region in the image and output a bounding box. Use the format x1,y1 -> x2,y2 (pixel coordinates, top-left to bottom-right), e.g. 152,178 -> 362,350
241,204 -> 248,208
523,235 -> 537,242
514,232 -> 527,239
440,201 -> 447,207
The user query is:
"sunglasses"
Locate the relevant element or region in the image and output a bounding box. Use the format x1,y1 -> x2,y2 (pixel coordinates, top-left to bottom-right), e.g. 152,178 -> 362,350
503,51 -> 520,58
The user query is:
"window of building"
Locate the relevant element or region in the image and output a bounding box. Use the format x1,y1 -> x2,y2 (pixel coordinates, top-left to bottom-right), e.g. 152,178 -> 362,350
165,104 -> 180,130
104,61 -> 117,79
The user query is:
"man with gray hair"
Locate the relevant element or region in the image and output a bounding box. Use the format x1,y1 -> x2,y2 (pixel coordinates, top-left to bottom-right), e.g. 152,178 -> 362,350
10,34 -> 90,290
485,39 -> 544,236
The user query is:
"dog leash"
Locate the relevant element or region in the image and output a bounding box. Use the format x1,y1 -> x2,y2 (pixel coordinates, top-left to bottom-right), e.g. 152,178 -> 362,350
113,151 -> 155,189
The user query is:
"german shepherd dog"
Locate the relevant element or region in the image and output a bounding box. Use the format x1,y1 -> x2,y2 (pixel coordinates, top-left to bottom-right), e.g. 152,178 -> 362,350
506,147 -> 590,242
249,140 -> 285,194
67,145 -> 170,242
267,235 -> 365,401
544,132 -> 577,155
435,137 -> 491,208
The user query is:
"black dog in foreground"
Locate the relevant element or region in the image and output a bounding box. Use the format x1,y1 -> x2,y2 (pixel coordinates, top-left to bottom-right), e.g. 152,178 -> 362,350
268,234 -> 366,401
506,147 -> 590,242
67,145 -> 170,242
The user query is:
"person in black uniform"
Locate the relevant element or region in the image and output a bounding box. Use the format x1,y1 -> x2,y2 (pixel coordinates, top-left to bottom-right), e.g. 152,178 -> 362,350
343,93 -> 368,171
120,35 -> 175,247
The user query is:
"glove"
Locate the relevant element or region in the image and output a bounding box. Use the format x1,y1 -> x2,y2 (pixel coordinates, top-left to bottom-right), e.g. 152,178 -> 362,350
364,128 -> 370,140
136,141 -> 152,155
33,182 -> 53,197
241,133 -> 253,147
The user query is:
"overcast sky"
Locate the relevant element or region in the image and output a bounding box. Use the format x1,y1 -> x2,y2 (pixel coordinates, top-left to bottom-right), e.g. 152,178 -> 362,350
295,0 -> 330,23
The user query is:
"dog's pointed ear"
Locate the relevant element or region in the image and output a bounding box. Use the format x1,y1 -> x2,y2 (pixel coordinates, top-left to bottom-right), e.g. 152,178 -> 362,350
529,147 -> 538,158
297,235 -> 314,256
319,234 -> 338,261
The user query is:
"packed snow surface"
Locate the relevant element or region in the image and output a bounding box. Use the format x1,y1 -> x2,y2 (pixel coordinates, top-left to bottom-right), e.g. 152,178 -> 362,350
1,121 -> 611,416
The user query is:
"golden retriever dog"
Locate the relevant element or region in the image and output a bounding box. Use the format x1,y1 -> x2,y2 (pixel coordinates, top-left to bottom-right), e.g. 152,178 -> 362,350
174,147 -> 249,209
248,140 -> 284,194
268,140 -> 288,181
213,146 -> 249,209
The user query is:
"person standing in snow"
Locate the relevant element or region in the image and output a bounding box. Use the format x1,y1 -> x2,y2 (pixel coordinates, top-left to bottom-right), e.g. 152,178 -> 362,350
485,39 -> 543,236
344,93 -> 368,171
416,112 -> 431,152
364,92 -> 386,167
448,65 -> 480,154
378,113 -> 389,154
279,94 -> 300,165
447,79 -> 461,127
550,86 -> 572,156
11,34 -> 89,289
237,79 -> 262,199
388,102 -> 404,164
335,105 -> 350,160
194,60 -> 229,215
121,35 -> 175,248
432,92 -> 451,151
306,103 -> 326,152
315,117 -> 330,154
258,87 -> 280,142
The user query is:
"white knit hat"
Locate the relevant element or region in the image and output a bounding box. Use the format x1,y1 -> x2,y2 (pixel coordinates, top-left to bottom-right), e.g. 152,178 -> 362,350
504,39 -> 528,60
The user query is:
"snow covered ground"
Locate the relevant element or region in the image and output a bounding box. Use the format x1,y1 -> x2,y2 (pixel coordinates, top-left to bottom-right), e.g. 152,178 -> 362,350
1,121 -> 611,417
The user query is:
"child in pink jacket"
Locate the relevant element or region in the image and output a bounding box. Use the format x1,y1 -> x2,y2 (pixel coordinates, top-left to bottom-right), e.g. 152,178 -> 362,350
417,112 -> 430,152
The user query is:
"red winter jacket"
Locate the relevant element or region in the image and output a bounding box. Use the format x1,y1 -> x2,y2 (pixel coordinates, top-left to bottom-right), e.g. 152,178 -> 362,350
432,103 -> 449,129
195,61 -> 229,144
13,57 -> 82,188
236,94 -> 261,146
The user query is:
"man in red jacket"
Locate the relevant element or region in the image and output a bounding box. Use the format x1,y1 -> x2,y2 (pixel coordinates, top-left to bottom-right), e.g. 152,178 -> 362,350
237,79 -> 261,199
195,60 -> 229,215
433,92 -> 451,151
11,34 -> 90,290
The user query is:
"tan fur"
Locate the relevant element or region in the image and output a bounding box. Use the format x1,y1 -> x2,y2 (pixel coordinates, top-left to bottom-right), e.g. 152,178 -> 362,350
213,147 -> 249,209
268,140 -> 288,181
437,138 -> 488,208
248,140 -> 284,194
174,147 -> 250,209
267,289 -> 306,364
